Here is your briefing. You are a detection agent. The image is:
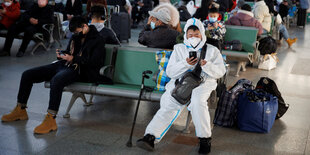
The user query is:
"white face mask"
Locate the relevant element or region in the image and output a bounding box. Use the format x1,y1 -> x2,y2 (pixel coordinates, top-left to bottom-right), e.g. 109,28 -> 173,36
4,2 -> 12,6
188,37 -> 201,48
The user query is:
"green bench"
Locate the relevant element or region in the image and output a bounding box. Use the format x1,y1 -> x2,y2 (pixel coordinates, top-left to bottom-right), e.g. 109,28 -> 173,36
45,44 -> 222,133
45,45 -> 163,117
222,25 -> 259,77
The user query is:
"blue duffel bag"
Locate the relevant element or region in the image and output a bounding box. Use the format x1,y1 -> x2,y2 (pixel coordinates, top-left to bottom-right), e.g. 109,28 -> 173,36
237,89 -> 278,133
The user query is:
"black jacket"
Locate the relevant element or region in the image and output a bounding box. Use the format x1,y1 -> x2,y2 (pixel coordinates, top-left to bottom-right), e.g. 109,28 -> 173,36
65,25 -> 113,84
21,4 -> 54,26
138,25 -> 180,49
107,0 -> 127,12
133,0 -> 153,12
64,0 -> 82,20
99,28 -> 120,45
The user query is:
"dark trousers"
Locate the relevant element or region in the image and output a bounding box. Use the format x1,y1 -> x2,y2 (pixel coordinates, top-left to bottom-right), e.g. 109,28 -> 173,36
132,6 -> 149,24
3,22 -> 42,53
17,61 -> 79,112
0,23 -> 7,30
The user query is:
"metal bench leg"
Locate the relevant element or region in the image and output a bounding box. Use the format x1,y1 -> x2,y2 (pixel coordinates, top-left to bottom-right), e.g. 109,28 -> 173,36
63,93 -> 79,118
87,94 -> 94,106
63,92 -> 89,118
235,62 -> 242,77
83,94 -> 93,106
241,62 -> 247,72
183,111 -> 192,134
31,42 -> 48,55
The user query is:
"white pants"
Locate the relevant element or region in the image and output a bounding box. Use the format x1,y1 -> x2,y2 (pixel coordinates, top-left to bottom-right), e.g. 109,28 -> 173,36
145,79 -> 217,143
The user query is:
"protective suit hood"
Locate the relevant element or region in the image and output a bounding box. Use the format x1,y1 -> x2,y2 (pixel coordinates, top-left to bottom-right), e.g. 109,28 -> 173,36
183,18 -> 206,51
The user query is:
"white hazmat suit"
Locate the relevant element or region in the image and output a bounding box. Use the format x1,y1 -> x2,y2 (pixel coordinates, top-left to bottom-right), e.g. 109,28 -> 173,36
145,18 -> 226,142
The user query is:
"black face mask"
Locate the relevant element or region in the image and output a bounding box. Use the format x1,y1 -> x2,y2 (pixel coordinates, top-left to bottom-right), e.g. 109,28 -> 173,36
78,31 -> 86,38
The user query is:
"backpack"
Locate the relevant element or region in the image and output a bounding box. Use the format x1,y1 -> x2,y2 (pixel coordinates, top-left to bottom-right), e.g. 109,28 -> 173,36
258,36 -> 278,55
256,77 -> 289,119
213,79 -> 253,127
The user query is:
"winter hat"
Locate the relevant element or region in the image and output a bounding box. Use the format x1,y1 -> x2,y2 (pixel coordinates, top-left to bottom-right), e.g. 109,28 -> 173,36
148,8 -> 171,24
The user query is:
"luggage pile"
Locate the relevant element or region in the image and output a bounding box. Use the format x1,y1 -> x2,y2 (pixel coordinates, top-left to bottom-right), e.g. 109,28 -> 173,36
214,77 -> 289,133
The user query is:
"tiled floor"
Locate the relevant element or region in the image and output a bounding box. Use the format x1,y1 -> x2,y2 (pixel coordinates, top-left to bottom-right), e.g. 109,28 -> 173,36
0,24 -> 309,155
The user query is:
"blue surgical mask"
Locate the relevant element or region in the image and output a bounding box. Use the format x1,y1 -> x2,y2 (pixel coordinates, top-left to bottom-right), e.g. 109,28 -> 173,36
209,17 -> 218,23
150,21 -> 156,29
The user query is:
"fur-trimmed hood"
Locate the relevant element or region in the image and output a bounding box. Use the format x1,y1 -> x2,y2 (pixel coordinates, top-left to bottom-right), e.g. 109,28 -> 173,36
152,3 -> 180,27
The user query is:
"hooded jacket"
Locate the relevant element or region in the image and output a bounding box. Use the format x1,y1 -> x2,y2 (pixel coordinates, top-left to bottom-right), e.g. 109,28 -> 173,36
0,2 -> 20,29
225,10 -> 263,35
65,25 -> 113,84
165,18 -> 226,90
253,1 -> 272,32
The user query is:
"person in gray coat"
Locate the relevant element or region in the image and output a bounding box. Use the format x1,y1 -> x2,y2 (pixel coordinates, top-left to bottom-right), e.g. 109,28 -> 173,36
138,8 -> 180,49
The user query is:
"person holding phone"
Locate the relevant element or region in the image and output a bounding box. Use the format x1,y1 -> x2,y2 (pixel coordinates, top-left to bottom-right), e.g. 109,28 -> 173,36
136,18 -> 226,154
0,0 -> 20,30
1,16 -> 112,135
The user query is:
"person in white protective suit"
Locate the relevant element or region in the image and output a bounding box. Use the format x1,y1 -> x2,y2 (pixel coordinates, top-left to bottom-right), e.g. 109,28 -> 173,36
136,18 -> 226,154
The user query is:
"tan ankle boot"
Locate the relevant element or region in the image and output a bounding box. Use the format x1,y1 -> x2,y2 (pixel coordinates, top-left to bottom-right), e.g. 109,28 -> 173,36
286,38 -> 298,47
1,104 -> 28,122
34,113 -> 57,134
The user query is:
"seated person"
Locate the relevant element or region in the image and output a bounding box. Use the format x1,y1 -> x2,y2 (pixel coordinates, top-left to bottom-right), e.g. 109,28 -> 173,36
279,0 -> 289,20
131,0 -> 153,28
138,8 -> 180,49
89,5 -> 120,45
1,16 -> 112,134
64,0 -> 82,20
225,4 -> 264,35
86,0 -> 107,15
54,0 -> 65,14
0,0 -> 54,57
203,7 -> 226,50
136,18 -> 226,154
253,0 -> 272,33
230,0 -> 245,15
0,0 -> 20,30
274,12 -> 297,47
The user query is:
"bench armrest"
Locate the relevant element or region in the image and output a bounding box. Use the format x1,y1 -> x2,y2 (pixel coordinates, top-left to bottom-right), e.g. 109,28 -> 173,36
100,65 -> 114,79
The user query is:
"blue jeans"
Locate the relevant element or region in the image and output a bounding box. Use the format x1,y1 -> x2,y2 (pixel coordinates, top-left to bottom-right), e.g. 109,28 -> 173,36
279,24 -> 289,40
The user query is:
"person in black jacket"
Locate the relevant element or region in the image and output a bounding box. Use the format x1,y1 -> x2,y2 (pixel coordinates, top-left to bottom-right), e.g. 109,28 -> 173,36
0,0 -> 54,57
1,16 -> 112,134
64,0 -> 82,20
138,8 -> 180,49
107,0 -> 127,12
131,0 -> 153,28
89,5 -> 120,45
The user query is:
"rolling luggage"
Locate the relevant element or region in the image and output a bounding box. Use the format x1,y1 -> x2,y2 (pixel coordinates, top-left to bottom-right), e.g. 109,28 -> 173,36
111,12 -> 131,42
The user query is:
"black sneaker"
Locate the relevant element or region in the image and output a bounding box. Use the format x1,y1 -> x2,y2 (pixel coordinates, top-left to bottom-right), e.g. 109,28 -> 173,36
136,134 -> 155,152
0,51 -> 10,57
16,51 -> 24,57
198,137 -> 211,154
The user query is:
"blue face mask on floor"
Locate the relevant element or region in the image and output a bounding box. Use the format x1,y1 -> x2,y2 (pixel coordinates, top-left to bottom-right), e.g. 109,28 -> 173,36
150,22 -> 156,29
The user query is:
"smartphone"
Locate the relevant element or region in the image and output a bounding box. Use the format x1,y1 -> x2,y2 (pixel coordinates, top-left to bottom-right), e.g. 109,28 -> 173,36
58,50 -> 66,56
189,51 -> 197,59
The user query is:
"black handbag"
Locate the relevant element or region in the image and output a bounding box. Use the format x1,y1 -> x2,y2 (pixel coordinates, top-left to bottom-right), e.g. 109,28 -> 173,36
171,44 -> 207,105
